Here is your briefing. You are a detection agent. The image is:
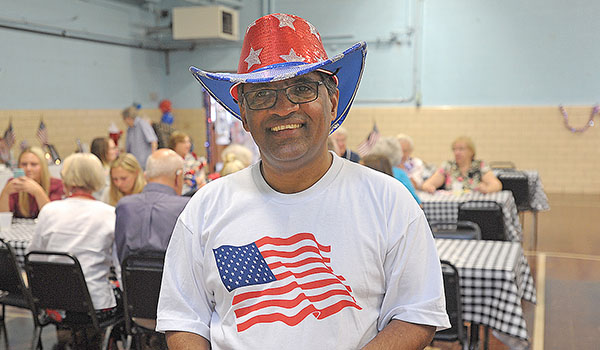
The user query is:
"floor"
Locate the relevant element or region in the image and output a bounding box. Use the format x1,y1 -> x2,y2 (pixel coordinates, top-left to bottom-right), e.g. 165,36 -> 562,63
2,193 -> 599,349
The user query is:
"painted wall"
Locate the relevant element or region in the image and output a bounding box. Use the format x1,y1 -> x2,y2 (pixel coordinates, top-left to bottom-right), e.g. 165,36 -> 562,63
0,0 -> 166,110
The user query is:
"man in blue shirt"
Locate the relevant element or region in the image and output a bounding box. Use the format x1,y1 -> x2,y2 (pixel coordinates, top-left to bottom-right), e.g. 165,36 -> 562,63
122,106 -> 158,169
114,148 -> 189,263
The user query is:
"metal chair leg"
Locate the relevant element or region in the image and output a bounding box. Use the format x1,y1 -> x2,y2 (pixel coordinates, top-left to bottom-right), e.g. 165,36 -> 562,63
1,304 -> 9,350
484,325 -> 490,350
31,325 -> 43,350
102,324 -> 115,350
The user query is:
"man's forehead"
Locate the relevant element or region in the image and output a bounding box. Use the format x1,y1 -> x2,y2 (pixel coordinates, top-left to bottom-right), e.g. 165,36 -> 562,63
243,72 -> 321,90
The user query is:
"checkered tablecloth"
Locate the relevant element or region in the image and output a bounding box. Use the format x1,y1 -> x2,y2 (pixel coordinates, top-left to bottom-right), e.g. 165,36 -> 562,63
419,190 -> 523,242
494,169 -> 550,212
436,238 -> 536,341
0,218 -> 36,266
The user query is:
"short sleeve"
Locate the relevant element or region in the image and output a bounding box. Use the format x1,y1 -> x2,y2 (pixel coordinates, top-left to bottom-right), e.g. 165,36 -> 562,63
479,160 -> 491,174
378,208 -> 451,331
156,218 -> 213,340
140,119 -> 158,143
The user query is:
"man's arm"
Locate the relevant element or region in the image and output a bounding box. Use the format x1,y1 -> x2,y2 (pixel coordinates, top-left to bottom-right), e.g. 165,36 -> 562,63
166,331 -> 210,350
362,320 -> 435,350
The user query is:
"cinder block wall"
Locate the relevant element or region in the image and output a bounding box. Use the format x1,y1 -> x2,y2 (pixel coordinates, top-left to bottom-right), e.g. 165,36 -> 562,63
342,106 -> 600,194
1,106 -> 598,194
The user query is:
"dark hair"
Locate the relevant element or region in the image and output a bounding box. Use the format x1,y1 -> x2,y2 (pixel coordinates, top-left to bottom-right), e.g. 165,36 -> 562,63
360,154 -> 394,177
90,137 -> 109,165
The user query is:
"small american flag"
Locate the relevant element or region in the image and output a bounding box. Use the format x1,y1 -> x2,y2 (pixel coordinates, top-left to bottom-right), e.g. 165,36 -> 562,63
213,232 -> 361,332
356,124 -> 380,157
3,121 -> 15,149
36,120 -> 48,145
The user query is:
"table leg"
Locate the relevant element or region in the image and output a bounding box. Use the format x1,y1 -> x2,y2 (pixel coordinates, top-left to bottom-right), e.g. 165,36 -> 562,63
469,323 -> 480,350
531,211 -> 538,250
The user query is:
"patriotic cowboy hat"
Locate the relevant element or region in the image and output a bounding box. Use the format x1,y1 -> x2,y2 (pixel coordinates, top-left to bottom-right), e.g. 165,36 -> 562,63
190,13 -> 367,132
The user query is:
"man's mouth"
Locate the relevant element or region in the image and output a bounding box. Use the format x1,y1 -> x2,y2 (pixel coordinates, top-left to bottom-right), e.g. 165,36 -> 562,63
270,123 -> 302,132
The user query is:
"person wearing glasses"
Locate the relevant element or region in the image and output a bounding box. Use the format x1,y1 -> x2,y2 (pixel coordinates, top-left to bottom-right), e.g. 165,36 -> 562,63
114,149 -> 189,263
157,13 -> 449,350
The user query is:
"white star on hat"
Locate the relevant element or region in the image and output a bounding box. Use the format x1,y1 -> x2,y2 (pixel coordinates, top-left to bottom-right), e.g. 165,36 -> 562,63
280,48 -> 305,62
273,14 -> 296,30
244,47 -> 262,70
307,22 -> 320,40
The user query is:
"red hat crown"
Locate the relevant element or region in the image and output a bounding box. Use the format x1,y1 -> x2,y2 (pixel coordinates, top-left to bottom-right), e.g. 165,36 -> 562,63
238,14 -> 328,74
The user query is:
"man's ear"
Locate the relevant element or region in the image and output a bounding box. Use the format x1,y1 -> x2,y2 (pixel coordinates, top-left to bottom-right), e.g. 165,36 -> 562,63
329,89 -> 340,121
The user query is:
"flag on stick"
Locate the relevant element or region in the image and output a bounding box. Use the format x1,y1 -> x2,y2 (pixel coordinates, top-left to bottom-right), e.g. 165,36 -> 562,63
37,120 -> 49,145
356,124 -> 380,157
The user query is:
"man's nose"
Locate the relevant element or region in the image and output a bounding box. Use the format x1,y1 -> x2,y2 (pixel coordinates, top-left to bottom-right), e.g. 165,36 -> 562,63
271,90 -> 300,114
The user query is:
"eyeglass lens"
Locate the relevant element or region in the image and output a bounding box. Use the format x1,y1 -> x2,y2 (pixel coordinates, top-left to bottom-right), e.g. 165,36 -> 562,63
244,81 -> 322,110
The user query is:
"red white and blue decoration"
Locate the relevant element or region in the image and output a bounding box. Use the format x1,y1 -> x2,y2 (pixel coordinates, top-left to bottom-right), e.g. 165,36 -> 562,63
190,13 -> 367,133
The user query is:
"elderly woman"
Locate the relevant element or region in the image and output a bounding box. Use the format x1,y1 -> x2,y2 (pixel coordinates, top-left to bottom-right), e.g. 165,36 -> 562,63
0,147 -> 64,218
27,153 -> 121,347
396,134 -> 425,190
103,153 -> 146,206
367,136 -> 421,205
422,136 -> 502,194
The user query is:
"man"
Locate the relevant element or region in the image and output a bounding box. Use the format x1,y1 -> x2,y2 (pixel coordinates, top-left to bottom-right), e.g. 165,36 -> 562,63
157,13 -> 449,350
122,105 -> 158,169
114,148 -> 189,262
332,126 -> 361,162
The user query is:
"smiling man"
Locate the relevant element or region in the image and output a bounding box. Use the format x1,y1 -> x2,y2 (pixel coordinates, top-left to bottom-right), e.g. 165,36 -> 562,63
156,13 -> 449,350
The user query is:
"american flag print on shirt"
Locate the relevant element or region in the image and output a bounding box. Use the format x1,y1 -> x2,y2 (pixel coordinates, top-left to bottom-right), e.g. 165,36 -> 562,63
213,232 -> 361,332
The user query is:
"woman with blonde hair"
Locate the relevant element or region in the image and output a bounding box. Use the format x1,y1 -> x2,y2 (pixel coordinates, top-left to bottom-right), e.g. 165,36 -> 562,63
0,147 -> 64,218
102,153 -> 146,206
422,136 -> 502,194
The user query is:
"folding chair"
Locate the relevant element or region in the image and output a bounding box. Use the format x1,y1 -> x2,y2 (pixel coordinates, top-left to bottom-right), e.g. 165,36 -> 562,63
429,220 -> 482,240
24,251 -> 124,350
433,260 -> 469,350
0,239 -> 49,350
458,201 -> 506,241
498,172 -> 530,212
121,253 -> 166,350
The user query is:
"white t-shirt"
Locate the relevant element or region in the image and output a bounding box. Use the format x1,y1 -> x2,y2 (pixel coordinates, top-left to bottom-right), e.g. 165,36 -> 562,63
157,153 -> 450,349
28,198 -> 119,310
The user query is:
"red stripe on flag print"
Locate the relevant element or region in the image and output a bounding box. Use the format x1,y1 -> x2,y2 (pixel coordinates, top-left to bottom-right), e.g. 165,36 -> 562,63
229,232 -> 361,332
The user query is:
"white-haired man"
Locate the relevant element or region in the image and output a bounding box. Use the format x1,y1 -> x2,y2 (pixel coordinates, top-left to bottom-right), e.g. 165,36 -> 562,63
157,13 -> 449,350
114,148 -> 189,263
332,126 -> 361,162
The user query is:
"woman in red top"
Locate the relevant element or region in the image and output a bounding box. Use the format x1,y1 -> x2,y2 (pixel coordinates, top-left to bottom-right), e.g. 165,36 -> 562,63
0,147 -> 64,218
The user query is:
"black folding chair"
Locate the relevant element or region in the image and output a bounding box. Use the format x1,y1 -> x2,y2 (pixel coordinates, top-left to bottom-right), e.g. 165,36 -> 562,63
24,251 -> 124,350
429,220 -> 482,240
0,239 -> 49,350
121,253 -> 166,350
498,172 -> 530,212
458,201 -> 506,241
433,260 -> 469,350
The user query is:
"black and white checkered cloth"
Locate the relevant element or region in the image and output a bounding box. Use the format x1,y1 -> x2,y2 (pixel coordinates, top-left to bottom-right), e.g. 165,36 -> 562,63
0,218 -> 36,266
436,239 -> 536,341
494,169 -> 550,211
420,190 -> 523,242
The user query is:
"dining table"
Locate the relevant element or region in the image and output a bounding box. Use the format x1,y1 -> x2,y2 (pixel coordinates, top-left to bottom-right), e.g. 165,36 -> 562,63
436,238 -> 536,349
0,218 -> 37,266
419,190 -> 523,242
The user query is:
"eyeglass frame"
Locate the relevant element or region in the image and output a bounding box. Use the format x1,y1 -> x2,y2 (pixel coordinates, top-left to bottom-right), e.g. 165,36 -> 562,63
241,80 -> 325,110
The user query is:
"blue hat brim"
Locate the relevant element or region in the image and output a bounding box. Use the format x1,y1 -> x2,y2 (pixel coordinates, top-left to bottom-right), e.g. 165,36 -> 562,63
190,42 -> 366,132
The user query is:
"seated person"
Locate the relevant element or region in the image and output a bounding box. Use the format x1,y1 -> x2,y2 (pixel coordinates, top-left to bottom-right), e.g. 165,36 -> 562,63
367,137 -> 421,205
168,131 -> 206,194
422,136 -> 502,194
27,153 -> 121,348
90,136 -> 119,199
115,149 -> 190,263
396,134 -> 425,190
0,147 -> 63,218
102,153 -> 146,206
332,126 -> 361,162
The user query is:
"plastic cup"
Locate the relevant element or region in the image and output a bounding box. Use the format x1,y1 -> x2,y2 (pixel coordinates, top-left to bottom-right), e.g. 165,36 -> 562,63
0,212 -> 13,231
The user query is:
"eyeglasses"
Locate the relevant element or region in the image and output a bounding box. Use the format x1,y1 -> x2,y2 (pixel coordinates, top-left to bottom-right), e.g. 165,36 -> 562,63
242,81 -> 324,110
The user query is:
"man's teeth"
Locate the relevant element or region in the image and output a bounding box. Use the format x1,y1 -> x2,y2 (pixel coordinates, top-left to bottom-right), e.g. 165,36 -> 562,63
271,124 -> 301,132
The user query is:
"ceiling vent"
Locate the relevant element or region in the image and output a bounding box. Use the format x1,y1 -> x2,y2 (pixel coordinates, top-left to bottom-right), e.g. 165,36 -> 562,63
172,5 -> 239,41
